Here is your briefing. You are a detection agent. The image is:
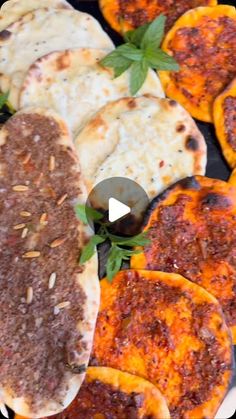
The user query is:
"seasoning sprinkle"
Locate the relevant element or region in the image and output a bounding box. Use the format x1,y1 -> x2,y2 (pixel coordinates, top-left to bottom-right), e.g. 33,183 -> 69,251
21,228 -> 28,239
50,237 -> 66,248
49,155 -> 55,172
34,172 -> 43,186
22,153 -> 31,165
22,251 -> 40,259
57,193 -> 68,206
12,185 -> 29,192
54,301 -> 70,314
48,272 -> 57,289
20,211 -> 31,217
26,287 -> 33,304
40,213 -> 48,225
13,223 -> 26,230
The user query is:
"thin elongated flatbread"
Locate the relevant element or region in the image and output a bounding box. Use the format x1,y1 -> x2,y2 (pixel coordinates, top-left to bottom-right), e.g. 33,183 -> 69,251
0,0 -> 73,31
0,108 -> 99,418
20,48 -> 164,136
75,96 -> 206,206
0,8 -> 114,109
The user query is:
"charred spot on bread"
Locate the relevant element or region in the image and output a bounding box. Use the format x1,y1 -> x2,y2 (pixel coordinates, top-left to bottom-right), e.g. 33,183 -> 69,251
185,135 -> 199,151
201,192 -> 231,209
0,29 -> 11,40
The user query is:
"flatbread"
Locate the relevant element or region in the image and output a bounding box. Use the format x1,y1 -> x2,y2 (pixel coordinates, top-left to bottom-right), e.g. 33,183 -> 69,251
75,96 -> 206,206
0,8 -> 114,109
213,77 -> 236,168
131,175 -> 236,342
20,48 -> 164,136
16,367 -> 170,419
99,0 -> 217,34
91,269 -> 232,419
0,0 -> 73,31
0,108 -> 100,418
159,5 -> 236,122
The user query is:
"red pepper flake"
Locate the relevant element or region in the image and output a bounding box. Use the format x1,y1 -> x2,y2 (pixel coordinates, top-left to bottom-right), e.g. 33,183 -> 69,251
159,160 -> 165,168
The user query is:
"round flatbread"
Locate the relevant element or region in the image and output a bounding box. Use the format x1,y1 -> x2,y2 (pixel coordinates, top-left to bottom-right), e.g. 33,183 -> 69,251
131,175 -> 236,342
159,5 -> 236,122
0,0 -> 72,31
0,108 -> 99,418
15,367 -> 170,419
213,77 -> 236,168
75,96 -> 206,205
0,8 -> 114,109
20,48 -> 164,136
99,0 -> 217,34
91,270 -> 233,419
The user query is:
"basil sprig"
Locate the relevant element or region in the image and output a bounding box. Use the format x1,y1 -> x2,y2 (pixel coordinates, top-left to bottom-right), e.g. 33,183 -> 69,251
75,204 -> 150,281
100,15 -> 179,95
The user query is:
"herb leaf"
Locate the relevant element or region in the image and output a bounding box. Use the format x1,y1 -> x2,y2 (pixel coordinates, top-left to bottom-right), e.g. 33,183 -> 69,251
141,14 -> 166,50
75,204 -> 103,224
130,60 -> 149,95
145,48 -> 179,70
108,232 -> 150,246
0,91 -> 9,110
106,246 -> 123,281
100,15 -> 179,95
79,235 -> 105,264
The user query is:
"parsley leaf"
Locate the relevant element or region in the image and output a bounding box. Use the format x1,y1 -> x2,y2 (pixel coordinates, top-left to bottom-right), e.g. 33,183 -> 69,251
79,235 -> 105,264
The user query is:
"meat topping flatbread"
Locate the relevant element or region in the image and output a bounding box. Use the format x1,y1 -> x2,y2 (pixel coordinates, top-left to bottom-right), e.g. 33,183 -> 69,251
91,270 -> 232,419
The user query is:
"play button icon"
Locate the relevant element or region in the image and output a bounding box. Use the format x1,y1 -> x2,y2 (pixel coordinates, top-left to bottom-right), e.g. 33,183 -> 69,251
109,198 -> 131,223
86,177 -> 149,235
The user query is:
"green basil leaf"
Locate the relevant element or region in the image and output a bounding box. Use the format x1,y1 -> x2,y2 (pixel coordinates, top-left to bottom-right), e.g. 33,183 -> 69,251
108,232 -> 150,246
116,43 -> 143,62
100,50 -> 132,69
141,15 -> 166,50
0,91 -> 9,110
79,235 -> 105,265
113,61 -> 132,78
146,48 -> 179,71
124,23 -> 150,47
130,60 -> 149,95
75,204 -> 103,224
106,246 -> 123,281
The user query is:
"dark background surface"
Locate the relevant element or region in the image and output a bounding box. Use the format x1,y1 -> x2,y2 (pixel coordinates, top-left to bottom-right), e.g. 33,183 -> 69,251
0,0 -> 235,418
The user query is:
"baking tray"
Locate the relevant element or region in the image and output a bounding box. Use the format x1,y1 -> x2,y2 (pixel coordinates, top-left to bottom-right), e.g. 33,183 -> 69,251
0,0 -> 235,418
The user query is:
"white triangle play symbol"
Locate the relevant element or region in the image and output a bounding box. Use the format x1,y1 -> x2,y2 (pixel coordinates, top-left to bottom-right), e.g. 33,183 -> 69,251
108,197 -> 131,223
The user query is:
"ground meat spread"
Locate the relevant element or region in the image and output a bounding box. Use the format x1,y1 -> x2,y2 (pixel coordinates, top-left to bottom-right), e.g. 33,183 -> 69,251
47,379 -> 150,419
117,0 -> 213,32
169,15 -> 236,107
142,180 -> 236,328
223,96 -> 236,150
0,113 -> 86,410
92,270 -> 232,419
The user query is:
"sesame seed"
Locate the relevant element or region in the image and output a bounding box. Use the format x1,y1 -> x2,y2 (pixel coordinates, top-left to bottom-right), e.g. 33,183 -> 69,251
49,156 -> 55,172
13,223 -> 26,230
22,153 -> 31,165
22,251 -> 40,259
48,272 -> 57,289
57,193 -> 68,206
26,287 -> 33,304
12,185 -> 29,192
50,237 -> 66,248
21,228 -> 28,239
20,211 -> 31,217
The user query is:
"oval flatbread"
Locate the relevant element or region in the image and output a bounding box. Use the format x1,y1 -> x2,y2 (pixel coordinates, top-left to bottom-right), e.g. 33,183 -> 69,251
213,77 -> 236,168
159,5 -> 236,122
15,367 -> 170,419
0,0 -> 73,31
0,8 -> 114,109
91,269 -> 233,419
75,96 -> 206,206
0,108 -> 99,418
99,0 -> 217,34
131,175 -> 236,342
20,48 -> 164,136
